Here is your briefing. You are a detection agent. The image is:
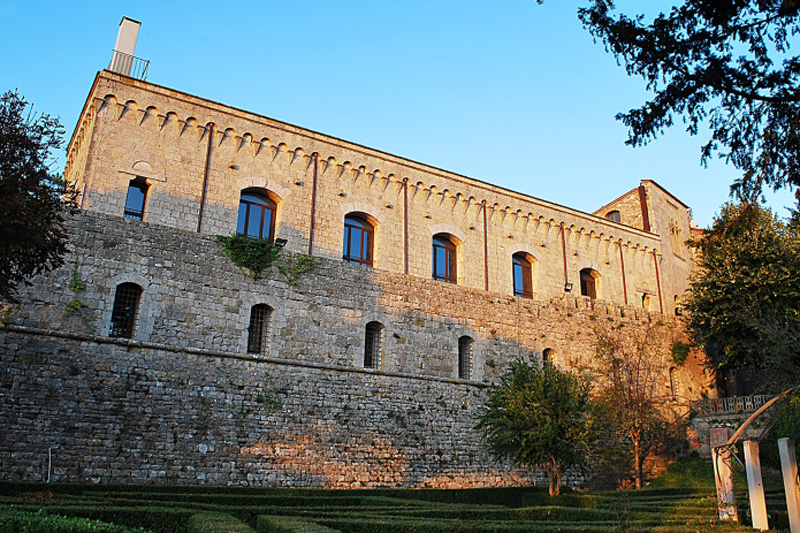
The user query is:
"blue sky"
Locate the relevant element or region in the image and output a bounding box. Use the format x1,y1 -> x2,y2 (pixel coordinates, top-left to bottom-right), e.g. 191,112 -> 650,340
3,0 -> 795,227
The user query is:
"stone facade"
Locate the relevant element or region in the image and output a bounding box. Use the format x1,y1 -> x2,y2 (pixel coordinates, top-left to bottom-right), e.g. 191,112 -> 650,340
0,70 -> 711,487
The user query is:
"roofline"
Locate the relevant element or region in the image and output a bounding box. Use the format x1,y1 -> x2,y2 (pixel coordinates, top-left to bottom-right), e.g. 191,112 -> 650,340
74,70 -> 662,242
641,179 -> 690,209
592,186 -> 640,218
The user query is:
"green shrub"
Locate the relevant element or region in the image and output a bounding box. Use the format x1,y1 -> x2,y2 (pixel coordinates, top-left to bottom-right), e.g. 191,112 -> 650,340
187,512 -> 253,532
256,515 -> 340,533
0,508 -> 150,533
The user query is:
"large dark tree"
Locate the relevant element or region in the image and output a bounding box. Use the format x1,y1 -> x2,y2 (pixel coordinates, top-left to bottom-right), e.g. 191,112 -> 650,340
0,90 -> 75,302
551,0 -> 800,201
685,202 -> 800,389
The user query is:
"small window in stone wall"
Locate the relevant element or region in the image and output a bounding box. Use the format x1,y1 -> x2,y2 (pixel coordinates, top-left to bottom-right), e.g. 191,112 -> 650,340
247,304 -> 273,355
542,348 -> 553,365
458,336 -> 473,380
364,321 -> 384,369
124,178 -> 149,220
606,210 -> 621,223
579,268 -> 598,299
109,282 -> 143,338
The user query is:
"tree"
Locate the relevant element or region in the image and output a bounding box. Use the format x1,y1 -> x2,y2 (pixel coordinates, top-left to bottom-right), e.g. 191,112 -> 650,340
0,90 -> 75,302
544,0 -> 800,201
476,357 -> 597,496
685,202 -> 800,389
593,320 -> 674,489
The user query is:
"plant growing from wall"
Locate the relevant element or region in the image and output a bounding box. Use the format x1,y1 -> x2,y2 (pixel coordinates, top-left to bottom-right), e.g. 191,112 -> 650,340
217,234 -> 320,285
276,253 -> 320,286
216,234 -> 282,280
64,257 -> 86,315
671,341 -> 691,366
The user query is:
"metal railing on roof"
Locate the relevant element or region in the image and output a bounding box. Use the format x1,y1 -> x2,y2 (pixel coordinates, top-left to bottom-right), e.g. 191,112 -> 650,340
109,49 -> 150,80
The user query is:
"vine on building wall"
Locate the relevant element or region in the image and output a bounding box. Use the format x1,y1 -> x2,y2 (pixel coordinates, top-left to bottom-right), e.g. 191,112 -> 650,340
216,234 -> 320,285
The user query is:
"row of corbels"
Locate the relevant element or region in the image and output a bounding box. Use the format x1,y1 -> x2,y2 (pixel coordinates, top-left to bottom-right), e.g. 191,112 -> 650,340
94,93 -> 660,256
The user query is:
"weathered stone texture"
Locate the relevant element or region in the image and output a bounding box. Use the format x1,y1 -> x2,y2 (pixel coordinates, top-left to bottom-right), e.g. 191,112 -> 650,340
0,212 -> 705,486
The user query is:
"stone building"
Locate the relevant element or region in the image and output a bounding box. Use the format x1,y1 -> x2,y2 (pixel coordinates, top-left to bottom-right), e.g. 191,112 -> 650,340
0,62 -> 711,487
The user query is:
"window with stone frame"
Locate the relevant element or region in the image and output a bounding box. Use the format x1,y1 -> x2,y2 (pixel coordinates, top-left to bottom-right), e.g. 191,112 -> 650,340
512,253 -> 533,298
109,282 -> 143,338
364,321 -> 384,369
458,336 -> 474,380
432,234 -> 457,284
606,210 -> 621,223
343,213 -> 374,266
236,189 -> 276,240
247,304 -> 273,355
124,178 -> 149,220
579,268 -> 598,299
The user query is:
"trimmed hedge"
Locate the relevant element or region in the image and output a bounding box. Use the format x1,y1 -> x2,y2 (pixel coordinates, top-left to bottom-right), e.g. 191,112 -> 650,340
0,508 -> 150,533
257,515 -> 340,533
186,512 -> 254,533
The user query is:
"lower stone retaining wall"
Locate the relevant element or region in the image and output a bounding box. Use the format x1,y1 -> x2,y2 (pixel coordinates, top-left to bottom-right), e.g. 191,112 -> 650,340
0,327 -> 533,487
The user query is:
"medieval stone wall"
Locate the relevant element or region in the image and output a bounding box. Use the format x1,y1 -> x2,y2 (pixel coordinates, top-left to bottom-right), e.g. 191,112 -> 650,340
65,71 -> 679,312
0,212 -> 707,486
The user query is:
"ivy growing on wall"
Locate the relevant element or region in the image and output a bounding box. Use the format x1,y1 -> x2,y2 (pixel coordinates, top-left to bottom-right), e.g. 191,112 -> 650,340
216,235 -> 282,280
216,234 -> 320,285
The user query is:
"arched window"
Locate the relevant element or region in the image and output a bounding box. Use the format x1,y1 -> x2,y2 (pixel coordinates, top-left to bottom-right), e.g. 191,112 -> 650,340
364,321 -> 384,369
579,268 -> 598,299
109,282 -> 143,338
247,304 -> 273,355
124,178 -> 149,220
236,190 -> 276,240
432,234 -> 457,284
343,213 -> 374,266
458,336 -> 474,380
542,348 -> 553,365
512,253 -> 533,298
606,210 -> 621,223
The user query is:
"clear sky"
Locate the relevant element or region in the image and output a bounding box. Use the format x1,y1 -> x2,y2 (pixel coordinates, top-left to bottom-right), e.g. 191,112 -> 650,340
3,0 -> 795,228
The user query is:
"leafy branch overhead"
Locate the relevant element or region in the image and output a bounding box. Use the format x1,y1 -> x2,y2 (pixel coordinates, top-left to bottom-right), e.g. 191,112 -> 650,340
216,234 -> 320,285
0,90 -> 77,301
540,0 -> 800,201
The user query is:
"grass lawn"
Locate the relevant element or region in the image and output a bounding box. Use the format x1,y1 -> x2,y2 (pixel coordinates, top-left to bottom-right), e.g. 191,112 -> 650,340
0,457 -> 787,532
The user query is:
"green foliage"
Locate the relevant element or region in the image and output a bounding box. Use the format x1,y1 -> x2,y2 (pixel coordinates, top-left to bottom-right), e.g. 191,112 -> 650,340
255,372 -> 283,411
216,235 -> 282,280
187,512 -> 252,533
0,508 -> 150,532
256,515 -> 337,533
216,235 -> 319,285
685,202 -> 800,389
593,320 -> 673,489
476,357 -> 597,496
671,341 -> 690,366
69,258 -> 84,293
276,254 -> 320,286
0,90 -> 77,302
65,299 -> 86,313
566,1 -> 800,201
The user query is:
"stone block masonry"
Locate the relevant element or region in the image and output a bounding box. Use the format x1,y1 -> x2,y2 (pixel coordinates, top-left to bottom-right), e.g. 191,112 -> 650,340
0,211 -> 706,487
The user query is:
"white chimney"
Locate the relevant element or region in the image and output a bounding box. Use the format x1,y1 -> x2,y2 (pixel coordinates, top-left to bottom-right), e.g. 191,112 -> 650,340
110,17 -> 142,76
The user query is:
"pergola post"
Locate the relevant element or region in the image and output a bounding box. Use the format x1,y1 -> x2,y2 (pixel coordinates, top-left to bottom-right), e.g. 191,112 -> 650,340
743,440 -> 768,531
713,445 -> 739,522
779,437 -> 800,533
